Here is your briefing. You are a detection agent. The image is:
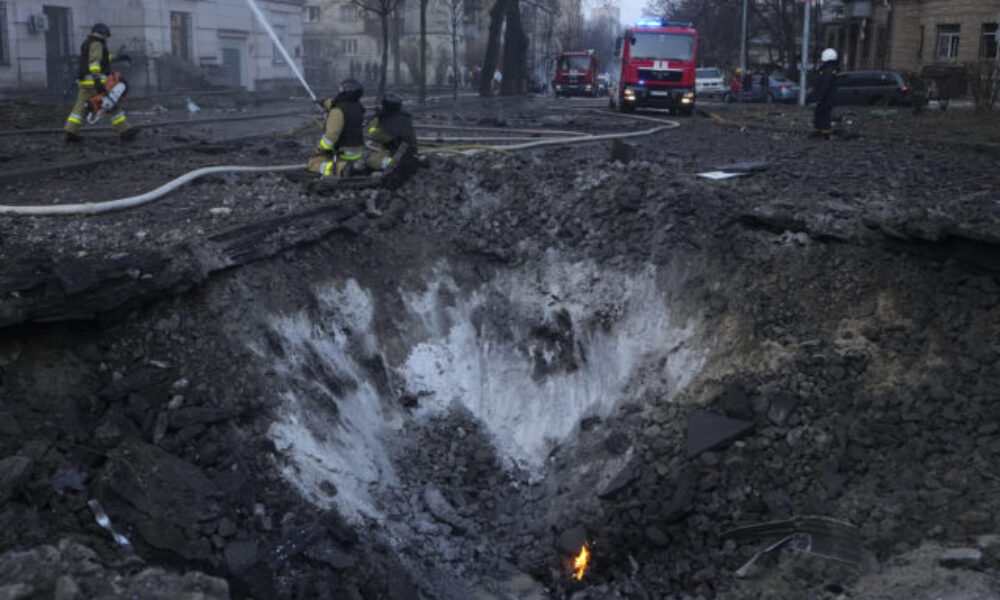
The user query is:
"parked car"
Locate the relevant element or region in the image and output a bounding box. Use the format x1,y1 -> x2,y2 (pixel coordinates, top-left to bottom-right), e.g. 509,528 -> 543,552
830,70 -> 927,106
695,67 -> 725,98
723,72 -> 801,104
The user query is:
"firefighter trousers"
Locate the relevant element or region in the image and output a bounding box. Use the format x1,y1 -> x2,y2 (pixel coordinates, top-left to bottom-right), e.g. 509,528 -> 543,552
364,149 -> 393,171
306,146 -> 365,177
813,100 -> 834,135
64,83 -> 131,134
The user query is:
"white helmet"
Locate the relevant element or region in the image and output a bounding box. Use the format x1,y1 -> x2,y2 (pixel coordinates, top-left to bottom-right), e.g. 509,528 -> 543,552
821,48 -> 838,62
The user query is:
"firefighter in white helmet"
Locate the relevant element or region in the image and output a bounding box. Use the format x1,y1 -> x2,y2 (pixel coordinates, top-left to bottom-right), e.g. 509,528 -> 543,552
812,48 -> 839,139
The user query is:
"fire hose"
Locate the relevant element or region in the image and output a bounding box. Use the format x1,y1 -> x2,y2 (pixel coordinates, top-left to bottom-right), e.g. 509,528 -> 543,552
0,118 -> 679,216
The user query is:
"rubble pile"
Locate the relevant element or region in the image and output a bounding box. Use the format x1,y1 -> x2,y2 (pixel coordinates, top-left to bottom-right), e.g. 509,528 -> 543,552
0,100 -> 998,600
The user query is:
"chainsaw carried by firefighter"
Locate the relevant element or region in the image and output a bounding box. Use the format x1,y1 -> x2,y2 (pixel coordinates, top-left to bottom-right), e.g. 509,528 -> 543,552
86,72 -> 128,124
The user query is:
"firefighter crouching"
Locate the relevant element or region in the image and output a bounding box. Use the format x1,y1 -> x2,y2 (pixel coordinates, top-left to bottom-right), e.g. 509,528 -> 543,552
812,48 -> 839,139
365,92 -> 417,172
64,23 -> 136,143
307,79 -> 366,177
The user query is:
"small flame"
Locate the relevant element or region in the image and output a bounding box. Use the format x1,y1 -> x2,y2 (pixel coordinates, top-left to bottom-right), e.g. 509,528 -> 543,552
572,543 -> 590,580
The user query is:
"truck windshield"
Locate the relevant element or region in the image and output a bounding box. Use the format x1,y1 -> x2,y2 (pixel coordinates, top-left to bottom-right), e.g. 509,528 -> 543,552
558,56 -> 591,71
630,33 -> 694,61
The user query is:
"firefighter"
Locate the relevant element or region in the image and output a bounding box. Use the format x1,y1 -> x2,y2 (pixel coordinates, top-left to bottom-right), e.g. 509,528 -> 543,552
64,23 -> 136,143
812,48 -> 839,139
307,79 -> 366,177
364,92 -> 417,172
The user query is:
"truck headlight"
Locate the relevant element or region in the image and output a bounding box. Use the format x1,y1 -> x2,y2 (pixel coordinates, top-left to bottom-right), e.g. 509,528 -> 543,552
585,85 -> 592,90
623,88 -> 636,100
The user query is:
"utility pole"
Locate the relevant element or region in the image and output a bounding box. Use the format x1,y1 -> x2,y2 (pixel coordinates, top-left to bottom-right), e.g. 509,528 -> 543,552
740,0 -> 748,80
799,0 -> 810,106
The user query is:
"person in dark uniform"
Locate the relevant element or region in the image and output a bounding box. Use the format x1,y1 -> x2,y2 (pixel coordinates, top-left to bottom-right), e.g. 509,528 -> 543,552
64,23 -> 137,143
812,48 -> 839,139
307,79 -> 365,177
365,92 -> 417,171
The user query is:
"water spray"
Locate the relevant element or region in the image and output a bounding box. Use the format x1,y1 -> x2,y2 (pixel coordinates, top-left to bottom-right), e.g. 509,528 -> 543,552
244,0 -> 318,102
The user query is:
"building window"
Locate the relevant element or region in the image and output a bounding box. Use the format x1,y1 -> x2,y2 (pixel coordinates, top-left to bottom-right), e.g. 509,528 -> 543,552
341,38 -> 358,54
0,2 -> 8,66
917,25 -> 924,59
307,6 -> 321,22
935,24 -> 960,61
982,23 -> 998,59
339,5 -> 358,22
272,24 -> 286,63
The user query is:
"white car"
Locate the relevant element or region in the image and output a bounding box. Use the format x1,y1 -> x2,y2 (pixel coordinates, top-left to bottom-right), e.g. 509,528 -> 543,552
696,67 -> 725,98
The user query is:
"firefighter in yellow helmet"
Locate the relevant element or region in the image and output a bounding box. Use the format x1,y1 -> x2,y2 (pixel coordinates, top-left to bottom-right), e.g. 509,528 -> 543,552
307,79 -> 366,177
365,92 -> 417,171
64,23 -> 137,143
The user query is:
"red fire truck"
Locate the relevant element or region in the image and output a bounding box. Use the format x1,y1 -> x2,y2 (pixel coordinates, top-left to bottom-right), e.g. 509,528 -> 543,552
610,19 -> 698,116
553,50 -> 599,98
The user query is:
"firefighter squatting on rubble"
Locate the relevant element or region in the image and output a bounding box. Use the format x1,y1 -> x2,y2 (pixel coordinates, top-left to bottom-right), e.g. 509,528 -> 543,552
307,80 -> 418,178
812,48 -> 840,140
365,92 -> 417,172
307,79 -> 367,177
64,23 -> 137,143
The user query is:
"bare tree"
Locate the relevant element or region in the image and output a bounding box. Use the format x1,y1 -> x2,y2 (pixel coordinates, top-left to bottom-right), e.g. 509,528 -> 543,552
646,0 -> 743,69
480,0 -> 507,96
500,0 -> 528,94
443,0 -> 466,99
420,0 -> 431,102
479,0 -> 529,95
351,0 -> 405,97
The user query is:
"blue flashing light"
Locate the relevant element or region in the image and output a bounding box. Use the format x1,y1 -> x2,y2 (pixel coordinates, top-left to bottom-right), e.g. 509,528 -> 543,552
639,79 -> 646,85
635,18 -> 663,28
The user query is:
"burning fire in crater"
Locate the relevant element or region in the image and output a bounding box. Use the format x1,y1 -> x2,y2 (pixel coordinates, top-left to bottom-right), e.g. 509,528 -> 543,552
572,543 -> 590,580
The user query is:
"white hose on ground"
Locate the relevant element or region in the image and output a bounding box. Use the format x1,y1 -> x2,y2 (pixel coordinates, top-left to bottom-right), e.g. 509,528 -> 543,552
0,165 -> 301,216
0,113 -> 681,216
470,119 -> 680,153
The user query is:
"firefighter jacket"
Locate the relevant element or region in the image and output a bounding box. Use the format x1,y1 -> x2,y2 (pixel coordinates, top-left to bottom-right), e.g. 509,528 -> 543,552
77,34 -> 111,87
317,98 -> 365,156
367,110 -> 417,155
812,62 -> 838,104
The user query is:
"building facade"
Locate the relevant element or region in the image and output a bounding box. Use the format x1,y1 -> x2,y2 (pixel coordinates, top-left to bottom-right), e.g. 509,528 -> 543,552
821,0 -> 999,72
0,0 -> 305,96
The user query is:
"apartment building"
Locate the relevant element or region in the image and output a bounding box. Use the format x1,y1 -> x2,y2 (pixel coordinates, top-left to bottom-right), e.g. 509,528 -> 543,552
820,0 -> 999,72
0,0 -> 305,96
890,0 -> 998,71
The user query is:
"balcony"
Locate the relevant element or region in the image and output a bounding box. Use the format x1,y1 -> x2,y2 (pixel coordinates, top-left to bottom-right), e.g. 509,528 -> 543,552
821,0 -> 872,23
846,0 -> 872,19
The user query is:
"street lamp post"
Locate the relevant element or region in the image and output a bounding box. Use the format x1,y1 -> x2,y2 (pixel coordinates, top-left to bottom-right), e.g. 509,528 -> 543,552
799,0 -> 811,105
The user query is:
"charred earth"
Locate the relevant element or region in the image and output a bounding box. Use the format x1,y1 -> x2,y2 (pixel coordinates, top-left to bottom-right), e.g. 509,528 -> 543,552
1,96 -> 999,599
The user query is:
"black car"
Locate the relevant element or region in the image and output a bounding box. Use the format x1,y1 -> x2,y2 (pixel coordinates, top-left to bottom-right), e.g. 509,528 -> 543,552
832,70 -> 927,107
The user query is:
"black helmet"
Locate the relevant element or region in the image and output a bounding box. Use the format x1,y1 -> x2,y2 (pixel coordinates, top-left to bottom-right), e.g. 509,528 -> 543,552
380,92 -> 402,116
91,23 -> 111,37
340,78 -> 363,101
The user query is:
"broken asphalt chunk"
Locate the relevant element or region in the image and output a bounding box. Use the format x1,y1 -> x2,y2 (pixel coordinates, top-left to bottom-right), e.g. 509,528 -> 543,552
685,410 -> 754,457
102,438 -> 222,526
598,460 -> 637,499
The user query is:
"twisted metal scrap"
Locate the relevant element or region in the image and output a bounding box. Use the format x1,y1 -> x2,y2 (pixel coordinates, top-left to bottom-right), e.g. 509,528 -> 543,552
723,516 -> 878,577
